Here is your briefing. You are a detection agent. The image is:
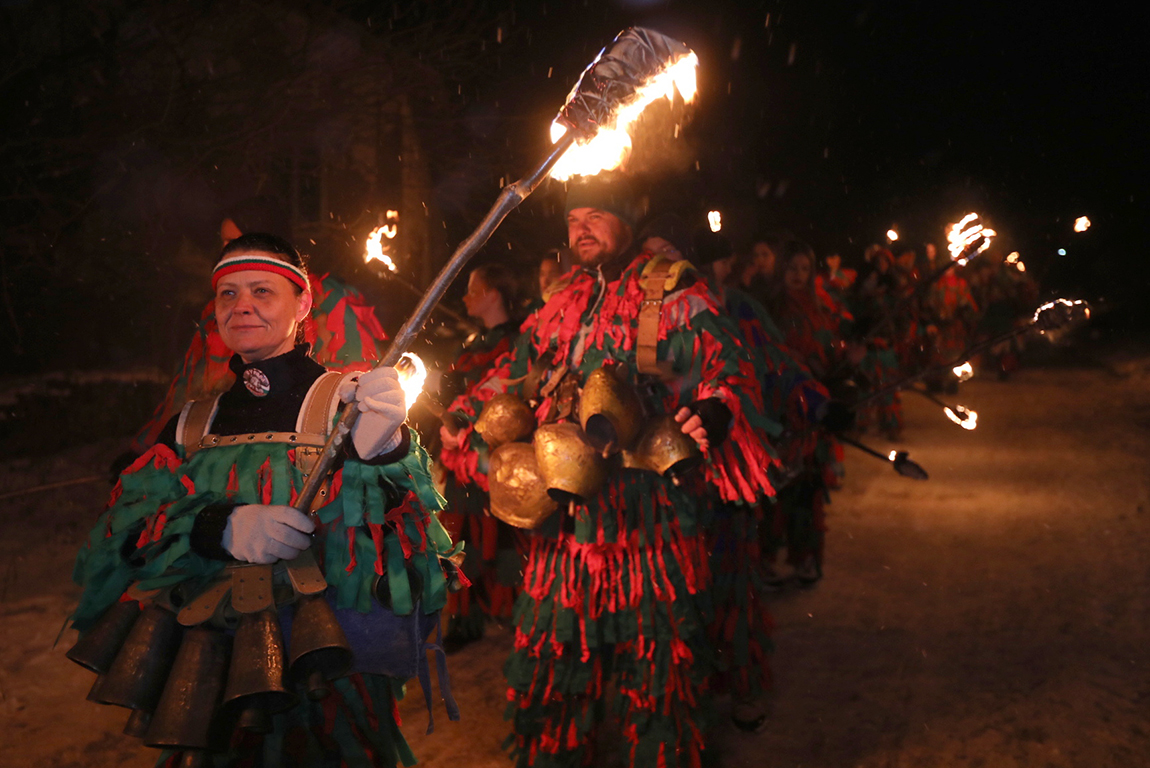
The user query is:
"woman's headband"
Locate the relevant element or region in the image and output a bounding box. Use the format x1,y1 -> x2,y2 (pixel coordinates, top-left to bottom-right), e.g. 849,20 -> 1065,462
212,253 -> 309,292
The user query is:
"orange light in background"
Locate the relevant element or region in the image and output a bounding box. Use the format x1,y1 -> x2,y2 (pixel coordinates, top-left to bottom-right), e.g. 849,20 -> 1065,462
1074,216 -> 1091,233
707,210 -> 722,232
944,405 -> 978,430
365,211 -> 400,272
887,229 -> 899,242
946,213 -> 996,265
952,362 -> 974,382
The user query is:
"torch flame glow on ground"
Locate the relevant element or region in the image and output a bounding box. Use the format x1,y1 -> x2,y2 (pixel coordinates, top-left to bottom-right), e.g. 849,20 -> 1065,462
365,225 -> 398,272
1074,216 -> 1091,233
395,353 -> 427,414
549,51 -> 698,181
946,213 -> 995,265
953,362 -> 974,381
707,210 -> 722,232
944,405 -> 978,430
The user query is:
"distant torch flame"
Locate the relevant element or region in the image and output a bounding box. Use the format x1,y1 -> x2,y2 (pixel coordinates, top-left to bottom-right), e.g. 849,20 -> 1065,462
953,362 -> 974,382
887,229 -> 899,242
549,51 -> 698,181
944,405 -> 978,430
1032,298 -> 1091,330
1006,251 -> 1027,272
707,210 -> 722,232
946,213 -> 995,266
365,221 -> 398,272
1074,216 -> 1091,233
395,353 -> 427,415
888,450 -> 898,461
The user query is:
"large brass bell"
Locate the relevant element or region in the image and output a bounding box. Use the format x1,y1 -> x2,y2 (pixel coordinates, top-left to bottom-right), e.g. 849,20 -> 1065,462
67,600 -> 141,674
633,414 -> 703,482
222,608 -> 296,730
93,604 -> 183,737
533,422 -> 607,503
288,594 -> 354,701
578,363 -> 642,455
144,628 -> 231,752
475,393 -> 536,450
488,442 -> 559,529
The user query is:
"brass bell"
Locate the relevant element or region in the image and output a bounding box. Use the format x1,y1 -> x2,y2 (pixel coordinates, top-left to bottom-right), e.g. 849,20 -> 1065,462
222,608 -> 296,725
488,442 -> 559,529
144,628 -> 231,752
93,604 -> 183,735
67,600 -> 141,674
288,594 -> 354,701
475,393 -> 536,450
533,422 -> 607,504
578,363 -> 642,454
633,414 -> 703,481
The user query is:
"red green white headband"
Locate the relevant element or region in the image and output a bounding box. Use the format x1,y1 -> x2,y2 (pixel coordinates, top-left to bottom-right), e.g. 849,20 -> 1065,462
212,253 -> 309,292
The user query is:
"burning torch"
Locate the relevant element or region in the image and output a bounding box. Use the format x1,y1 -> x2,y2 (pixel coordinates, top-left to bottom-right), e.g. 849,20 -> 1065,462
294,27 -> 700,512
839,435 -> 929,480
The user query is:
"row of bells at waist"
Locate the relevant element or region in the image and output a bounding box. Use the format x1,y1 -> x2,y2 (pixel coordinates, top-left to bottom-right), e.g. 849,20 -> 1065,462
65,584 -> 376,765
476,365 -> 703,530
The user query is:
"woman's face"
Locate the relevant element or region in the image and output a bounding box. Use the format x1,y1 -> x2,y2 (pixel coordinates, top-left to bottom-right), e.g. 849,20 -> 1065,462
214,258 -> 311,363
463,272 -> 500,319
752,242 -> 776,278
784,253 -> 812,292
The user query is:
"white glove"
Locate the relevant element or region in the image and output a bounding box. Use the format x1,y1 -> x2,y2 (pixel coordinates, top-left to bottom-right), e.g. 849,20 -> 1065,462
338,367 -> 406,460
223,504 -> 315,564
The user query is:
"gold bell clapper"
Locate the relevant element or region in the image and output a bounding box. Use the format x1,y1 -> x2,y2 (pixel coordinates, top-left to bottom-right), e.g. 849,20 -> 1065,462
578,363 -> 643,456
66,599 -> 142,674
632,414 -> 704,484
533,422 -> 607,504
144,628 -> 232,753
90,604 -> 184,737
222,608 -> 297,731
287,594 -> 354,701
474,393 -> 536,450
488,442 -> 559,529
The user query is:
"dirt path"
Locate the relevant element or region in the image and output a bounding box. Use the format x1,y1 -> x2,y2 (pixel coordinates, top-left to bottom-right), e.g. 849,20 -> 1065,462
3,363 -> 1148,767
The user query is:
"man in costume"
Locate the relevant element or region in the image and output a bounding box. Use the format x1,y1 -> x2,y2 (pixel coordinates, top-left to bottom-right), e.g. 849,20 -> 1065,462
440,177 -> 780,767
70,233 -> 459,767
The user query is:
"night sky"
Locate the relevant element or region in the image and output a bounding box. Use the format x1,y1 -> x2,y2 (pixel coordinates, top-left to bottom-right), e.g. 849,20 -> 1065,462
0,0 -> 1144,373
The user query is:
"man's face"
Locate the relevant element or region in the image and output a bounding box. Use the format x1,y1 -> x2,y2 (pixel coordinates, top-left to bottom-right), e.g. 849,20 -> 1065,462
825,254 -> 841,272
925,243 -> 937,261
215,262 -> 311,363
567,207 -> 632,266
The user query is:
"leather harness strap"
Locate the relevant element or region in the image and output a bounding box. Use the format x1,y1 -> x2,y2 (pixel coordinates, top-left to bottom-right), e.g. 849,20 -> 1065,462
636,257 -> 675,377
178,395 -> 221,460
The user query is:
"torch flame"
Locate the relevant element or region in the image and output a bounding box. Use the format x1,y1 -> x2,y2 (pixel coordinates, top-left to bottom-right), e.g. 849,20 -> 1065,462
365,225 -> 398,272
395,353 -> 427,415
549,51 -> 699,181
946,213 -> 995,265
1032,298 -> 1091,331
888,450 -> 898,461
707,210 -> 722,233
887,229 -> 899,242
1074,216 -> 1091,233
944,405 -> 978,430
952,362 -> 974,382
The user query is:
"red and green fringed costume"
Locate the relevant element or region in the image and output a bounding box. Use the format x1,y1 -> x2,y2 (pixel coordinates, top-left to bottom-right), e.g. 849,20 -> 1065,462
73,349 -> 459,768
131,272 -> 389,452
768,287 -> 853,580
443,251 -> 780,767
438,320 -> 526,641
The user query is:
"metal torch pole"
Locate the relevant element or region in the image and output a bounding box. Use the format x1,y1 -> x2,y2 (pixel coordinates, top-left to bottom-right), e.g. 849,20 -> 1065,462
295,133 -> 576,511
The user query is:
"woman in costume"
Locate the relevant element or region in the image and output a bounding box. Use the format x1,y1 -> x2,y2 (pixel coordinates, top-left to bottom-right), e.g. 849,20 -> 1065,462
70,233 -> 459,768
437,263 -> 526,649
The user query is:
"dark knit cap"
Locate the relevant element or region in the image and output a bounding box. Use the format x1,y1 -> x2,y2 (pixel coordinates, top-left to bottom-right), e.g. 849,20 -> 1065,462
640,213 -> 693,259
564,175 -> 637,231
